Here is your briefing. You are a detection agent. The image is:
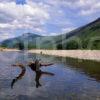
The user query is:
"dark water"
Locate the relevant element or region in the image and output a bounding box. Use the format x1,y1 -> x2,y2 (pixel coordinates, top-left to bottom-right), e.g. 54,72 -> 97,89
0,51 -> 100,100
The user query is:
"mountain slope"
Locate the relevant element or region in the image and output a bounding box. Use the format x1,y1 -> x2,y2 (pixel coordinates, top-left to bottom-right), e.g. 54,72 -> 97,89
1,18 -> 100,50
56,18 -> 100,49
1,33 -> 42,48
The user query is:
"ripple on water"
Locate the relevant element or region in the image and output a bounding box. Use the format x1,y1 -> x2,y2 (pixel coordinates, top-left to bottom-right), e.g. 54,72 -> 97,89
0,52 -> 100,100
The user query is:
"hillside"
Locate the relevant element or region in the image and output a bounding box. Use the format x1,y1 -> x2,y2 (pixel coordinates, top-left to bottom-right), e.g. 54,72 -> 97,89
1,18 -> 100,50
56,18 -> 100,50
1,33 -> 42,49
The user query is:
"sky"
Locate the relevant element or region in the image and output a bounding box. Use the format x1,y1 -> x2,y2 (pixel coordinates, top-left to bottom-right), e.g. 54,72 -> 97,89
0,0 -> 100,41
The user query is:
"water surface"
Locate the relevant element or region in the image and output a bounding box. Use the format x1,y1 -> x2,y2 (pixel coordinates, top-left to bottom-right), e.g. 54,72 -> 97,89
0,51 -> 100,100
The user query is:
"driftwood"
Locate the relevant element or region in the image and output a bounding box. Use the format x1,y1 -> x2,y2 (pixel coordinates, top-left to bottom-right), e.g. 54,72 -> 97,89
11,61 -> 54,88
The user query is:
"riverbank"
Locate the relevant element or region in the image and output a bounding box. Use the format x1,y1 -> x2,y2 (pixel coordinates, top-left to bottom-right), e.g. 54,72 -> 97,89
0,48 -> 19,52
28,50 -> 100,62
0,48 -> 100,62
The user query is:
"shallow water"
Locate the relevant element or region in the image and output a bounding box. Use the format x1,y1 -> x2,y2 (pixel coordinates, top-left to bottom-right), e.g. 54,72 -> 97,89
0,51 -> 100,100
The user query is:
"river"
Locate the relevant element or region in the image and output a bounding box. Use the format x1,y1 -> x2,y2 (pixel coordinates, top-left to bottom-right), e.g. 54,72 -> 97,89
0,51 -> 100,100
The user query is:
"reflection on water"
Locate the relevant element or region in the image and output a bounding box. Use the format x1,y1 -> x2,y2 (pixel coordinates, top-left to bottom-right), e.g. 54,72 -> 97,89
64,57 -> 100,81
11,64 -> 26,89
0,51 -> 100,100
33,70 -> 54,88
11,63 -> 54,88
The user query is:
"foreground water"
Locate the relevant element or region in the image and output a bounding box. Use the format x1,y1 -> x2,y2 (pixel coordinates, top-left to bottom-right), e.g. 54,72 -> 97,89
0,51 -> 100,100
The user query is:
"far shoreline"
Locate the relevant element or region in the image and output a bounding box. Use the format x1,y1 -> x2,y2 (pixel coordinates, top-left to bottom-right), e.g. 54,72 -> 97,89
28,50 -> 100,62
0,48 -> 100,62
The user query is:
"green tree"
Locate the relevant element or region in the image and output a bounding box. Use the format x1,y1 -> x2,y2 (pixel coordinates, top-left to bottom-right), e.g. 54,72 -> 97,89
57,44 -> 63,50
66,40 -> 79,49
17,42 -> 24,50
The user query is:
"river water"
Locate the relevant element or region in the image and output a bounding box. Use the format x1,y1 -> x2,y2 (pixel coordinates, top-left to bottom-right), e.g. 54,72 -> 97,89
0,51 -> 100,100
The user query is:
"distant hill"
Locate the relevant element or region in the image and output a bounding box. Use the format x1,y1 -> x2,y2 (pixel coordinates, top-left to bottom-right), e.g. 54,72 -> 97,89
1,18 -> 100,50
56,18 -> 100,50
0,33 -> 42,49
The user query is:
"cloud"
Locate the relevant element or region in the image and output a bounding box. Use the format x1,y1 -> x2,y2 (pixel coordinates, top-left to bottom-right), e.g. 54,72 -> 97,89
44,0 -> 100,16
0,0 -> 13,2
0,0 -> 100,41
68,0 -> 100,16
0,33 -> 15,41
0,1 -> 51,41
0,1 -> 49,31
61,27 -> 76,33
0,1 -> 49,23
79,0 -> 100,16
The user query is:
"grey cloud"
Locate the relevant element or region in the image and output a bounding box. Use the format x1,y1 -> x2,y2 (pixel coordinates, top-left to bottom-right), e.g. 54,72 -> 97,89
0,0 -> 14,2
0,12 -> 14,23
0,0 -> 100,39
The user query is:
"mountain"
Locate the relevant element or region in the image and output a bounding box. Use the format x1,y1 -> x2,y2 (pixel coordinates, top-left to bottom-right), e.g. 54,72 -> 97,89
1,33 -> 42,49
55,18 -> 100,50
1,18 -> 100,50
